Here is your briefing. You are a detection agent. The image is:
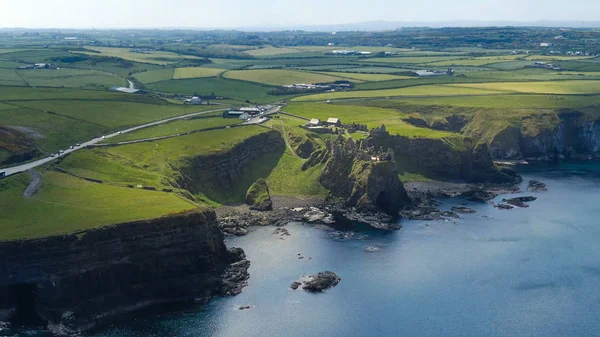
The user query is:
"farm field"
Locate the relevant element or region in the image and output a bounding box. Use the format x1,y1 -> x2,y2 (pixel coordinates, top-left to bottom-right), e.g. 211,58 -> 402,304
525,55 -> 596,61
173,67 -> 226,79
148,77 -> 281,102
314,71 -> 413,81
105,116 -> 239,143
222,69 -> 349,85
18,68 -> 125,88
75,47 -> 202,65
293,84 -> 507,101
0,171 -> 195,240
284,102 -> 455,138
450,80 -> 600,94
245,46 -> 304,57
363,56 -> 467,64
133,69 -> 174,84
360,94 -> 600,110
13,100 -> 216,128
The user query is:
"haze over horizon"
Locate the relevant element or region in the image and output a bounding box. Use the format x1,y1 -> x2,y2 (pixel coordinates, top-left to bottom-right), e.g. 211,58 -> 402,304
1,0 -> 599,30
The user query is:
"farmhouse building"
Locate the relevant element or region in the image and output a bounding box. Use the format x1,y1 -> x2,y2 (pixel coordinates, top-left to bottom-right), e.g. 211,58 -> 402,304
309,118 -> 322,126
184,96 -> 202,104
327,118 -> 341,126
223,110 -> 245,118
239,107 -> 261,115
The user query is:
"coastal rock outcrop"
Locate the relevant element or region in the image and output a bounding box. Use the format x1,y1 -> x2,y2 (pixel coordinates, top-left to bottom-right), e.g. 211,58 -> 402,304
319,136 -> 410,215
468,110 -> 600,161
291,272 -> 341,292
367,126 -> 516,184
528,180 -> 548,192
0,209 -> 249,335
245,178 -> 273,211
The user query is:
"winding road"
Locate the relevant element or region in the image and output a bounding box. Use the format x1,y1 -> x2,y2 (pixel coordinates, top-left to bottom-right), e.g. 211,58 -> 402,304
1,108 -> 227,178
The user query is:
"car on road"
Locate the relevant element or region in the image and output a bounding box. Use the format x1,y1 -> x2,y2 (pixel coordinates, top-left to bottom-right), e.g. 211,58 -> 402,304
50,153 -> 56,157
118,131 -> 122,134
0,172 -> 5,179
69,146 -> 74,149
101,136 -> 106,139
76,143 -> 80,147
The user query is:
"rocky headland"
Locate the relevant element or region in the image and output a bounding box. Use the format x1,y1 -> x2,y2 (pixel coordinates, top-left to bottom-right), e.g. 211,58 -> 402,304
0,209 -> 249,336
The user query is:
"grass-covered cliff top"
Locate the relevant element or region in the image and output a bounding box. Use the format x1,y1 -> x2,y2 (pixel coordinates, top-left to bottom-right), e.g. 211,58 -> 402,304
0,170 -> 196,241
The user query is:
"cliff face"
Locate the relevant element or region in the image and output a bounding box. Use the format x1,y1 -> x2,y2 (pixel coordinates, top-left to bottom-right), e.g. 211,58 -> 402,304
319,136 -> 410,215
367,127 -> 515,183
0,209 -> 247,335
170,130 -> 285,202
475,111 -> 600,161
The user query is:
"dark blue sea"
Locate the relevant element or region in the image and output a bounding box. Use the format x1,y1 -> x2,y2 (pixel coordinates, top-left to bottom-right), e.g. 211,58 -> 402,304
6,163 -> 600,337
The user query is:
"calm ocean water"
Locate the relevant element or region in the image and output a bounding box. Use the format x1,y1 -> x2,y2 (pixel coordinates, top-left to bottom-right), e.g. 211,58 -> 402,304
6,162 -> 600,337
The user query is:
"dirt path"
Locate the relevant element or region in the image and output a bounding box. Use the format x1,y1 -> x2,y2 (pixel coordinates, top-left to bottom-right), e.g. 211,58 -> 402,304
23,169 -> 42,198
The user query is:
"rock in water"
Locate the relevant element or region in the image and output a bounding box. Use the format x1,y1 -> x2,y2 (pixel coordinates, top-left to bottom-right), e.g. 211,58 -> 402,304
494,203 -> 514,210
245,178 -> 273,211
460,189 -> 498,203
451,206 -> 476,214
291,271 -> 341,292
528,180 -> 548,192
503,196 -> 537,208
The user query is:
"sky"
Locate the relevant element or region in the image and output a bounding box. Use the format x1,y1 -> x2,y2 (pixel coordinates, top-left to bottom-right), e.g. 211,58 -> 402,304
0,0 -> 599,29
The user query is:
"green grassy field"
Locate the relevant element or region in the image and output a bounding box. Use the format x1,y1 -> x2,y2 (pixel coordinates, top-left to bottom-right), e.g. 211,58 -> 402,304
283,102 -> 455,138
148,77 -> 283,102
222,69 -> 348,86
75,47 -> 202,65
0,171 -> 195,240
133,69 -> 174,84
245,46 -> 303,57
314,71 -> 413,82
105,116 -> 239,143
363,56 -> 466,64
525,55 -> 596,61
172,67 -> 226,79
58,149 -> 164,187
450,80 -> 600,94
13,100 -> 215,128
0,68 -> 27,86
18,68 -> 125,88
103,126 -> 271,170
293,84 -> 507,101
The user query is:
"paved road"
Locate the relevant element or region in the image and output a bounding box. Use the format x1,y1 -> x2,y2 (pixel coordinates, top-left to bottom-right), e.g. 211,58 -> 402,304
1,108 -> 227,178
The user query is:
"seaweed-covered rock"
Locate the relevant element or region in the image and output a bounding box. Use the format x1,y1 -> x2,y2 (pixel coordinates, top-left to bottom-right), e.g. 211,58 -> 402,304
245,178 -> 273,211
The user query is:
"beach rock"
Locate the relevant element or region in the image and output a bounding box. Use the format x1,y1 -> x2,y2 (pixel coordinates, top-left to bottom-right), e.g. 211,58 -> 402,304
222,227 -> 249,236
528,180 -> 548,192
292,271 -> 341,292
461,190 -> 498,203
302,208 -> 335,224
451,206 -> 477,214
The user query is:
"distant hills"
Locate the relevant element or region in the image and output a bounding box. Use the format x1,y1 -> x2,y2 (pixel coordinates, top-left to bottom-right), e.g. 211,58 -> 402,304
236,20 -> 600,32
3,20 -> 600,32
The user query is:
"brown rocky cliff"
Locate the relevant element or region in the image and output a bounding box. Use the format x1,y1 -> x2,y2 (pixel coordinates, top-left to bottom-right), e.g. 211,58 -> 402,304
0,209 -> 247,335
170,130 -> 285,201
319,137 -> 410,215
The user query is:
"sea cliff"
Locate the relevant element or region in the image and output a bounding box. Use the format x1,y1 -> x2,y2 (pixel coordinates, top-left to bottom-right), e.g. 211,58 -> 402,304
0,209 -> 248,335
